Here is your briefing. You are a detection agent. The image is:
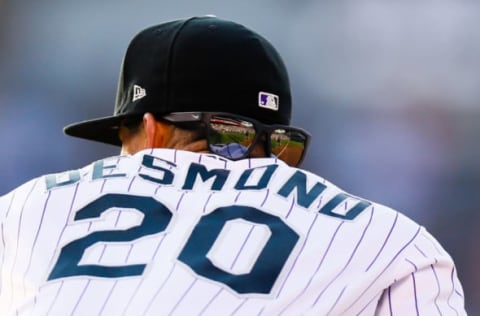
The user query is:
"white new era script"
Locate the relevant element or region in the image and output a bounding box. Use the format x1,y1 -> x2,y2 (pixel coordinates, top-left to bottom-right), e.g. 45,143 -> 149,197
133,85 -> 146,102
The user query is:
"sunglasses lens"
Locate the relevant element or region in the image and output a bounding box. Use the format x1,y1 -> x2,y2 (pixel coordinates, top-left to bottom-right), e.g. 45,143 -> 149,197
270,129 -> 307,166
206,114 -> 308,165
208,115 -> 257,159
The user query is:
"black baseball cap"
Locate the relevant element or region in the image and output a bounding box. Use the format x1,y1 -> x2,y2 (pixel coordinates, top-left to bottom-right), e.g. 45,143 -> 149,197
64,16 -> 292,146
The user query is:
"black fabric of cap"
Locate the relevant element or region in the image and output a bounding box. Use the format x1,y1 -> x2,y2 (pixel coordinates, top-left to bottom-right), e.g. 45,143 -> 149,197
64,16 -> 292,146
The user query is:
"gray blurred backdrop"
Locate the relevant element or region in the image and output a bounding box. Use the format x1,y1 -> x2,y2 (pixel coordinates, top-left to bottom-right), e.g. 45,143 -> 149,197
0,0 -> 478,313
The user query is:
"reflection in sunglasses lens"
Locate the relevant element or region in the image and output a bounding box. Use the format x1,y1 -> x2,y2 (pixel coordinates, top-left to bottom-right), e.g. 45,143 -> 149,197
207,115 -> 306,166
271,130 -> 306,166
209,116 -> 256,159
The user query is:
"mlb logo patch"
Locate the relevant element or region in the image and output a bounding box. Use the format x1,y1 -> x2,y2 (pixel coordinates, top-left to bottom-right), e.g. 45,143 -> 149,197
258,92 -> 279,111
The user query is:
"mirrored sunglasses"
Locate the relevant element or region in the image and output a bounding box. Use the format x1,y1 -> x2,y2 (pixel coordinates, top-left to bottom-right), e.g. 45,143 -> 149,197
162,112 -> 310,167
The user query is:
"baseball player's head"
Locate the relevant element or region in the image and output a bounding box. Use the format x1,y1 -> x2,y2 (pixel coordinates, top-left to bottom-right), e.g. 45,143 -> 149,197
64,16 -> 310,166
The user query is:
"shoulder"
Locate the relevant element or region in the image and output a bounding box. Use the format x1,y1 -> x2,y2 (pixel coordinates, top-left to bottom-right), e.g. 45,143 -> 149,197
282,163 -> 427,244
0,176 -> 44,218
0,156 -> 109,216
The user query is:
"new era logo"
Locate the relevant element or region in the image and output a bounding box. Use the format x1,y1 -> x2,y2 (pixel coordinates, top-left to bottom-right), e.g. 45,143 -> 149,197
258,92 -> 279,111
133,85 -> 146,102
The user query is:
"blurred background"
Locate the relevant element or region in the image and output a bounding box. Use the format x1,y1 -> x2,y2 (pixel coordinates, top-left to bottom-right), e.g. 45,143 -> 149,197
0,0 -> 478,313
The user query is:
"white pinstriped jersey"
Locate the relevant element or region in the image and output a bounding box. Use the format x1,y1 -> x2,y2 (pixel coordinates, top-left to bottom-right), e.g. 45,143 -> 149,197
0,149 -> 465,315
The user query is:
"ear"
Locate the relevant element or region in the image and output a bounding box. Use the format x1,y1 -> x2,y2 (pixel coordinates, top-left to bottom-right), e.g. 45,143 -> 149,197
143,113 -> 172,148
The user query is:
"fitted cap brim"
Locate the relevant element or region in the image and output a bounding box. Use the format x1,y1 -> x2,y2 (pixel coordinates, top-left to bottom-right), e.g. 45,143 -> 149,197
63,114 -> 131,146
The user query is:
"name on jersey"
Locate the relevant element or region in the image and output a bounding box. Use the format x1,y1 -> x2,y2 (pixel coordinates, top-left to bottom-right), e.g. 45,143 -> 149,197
44,154 -> 371,220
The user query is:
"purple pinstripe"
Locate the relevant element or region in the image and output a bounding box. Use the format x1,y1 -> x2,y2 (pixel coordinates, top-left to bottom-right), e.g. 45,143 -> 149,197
127,176 -> 136,191
203,193 -> 213,213
230,224 -> 255,270
0,191 -> 15,296
4,190 -> 16,218
36,182 -> 81,314
342,226 -> 421,314
10,179 -> 38,312
230,298 -> 248,316
411,272 -> 420,315
366,212 -> 398,272
235,191 -> 242,202
314,208 -> 375,312
47,183 -> 80,269
430,264 -> 443,315
0,222 -> 4,295
142,264 -> 177,314
169,279 -> 198,315
176,192 -> 186,211
21,190 -> 52,295
405,258 -> 418,271
279,220 -> 344,314
447,268 -> 460,316
285,196 -> 295,218
198,288 -> 223,316
355,289 -> 382,315
71,279 -> 92,315
260,189 -> 269,207
98,281 -> 117,315
414,244 -> 427,258
388,286 -> 393,315
326,286 -> 346,316
275,213 -> 320,299
45,282 -> 65,315
121,234 -> 169,315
